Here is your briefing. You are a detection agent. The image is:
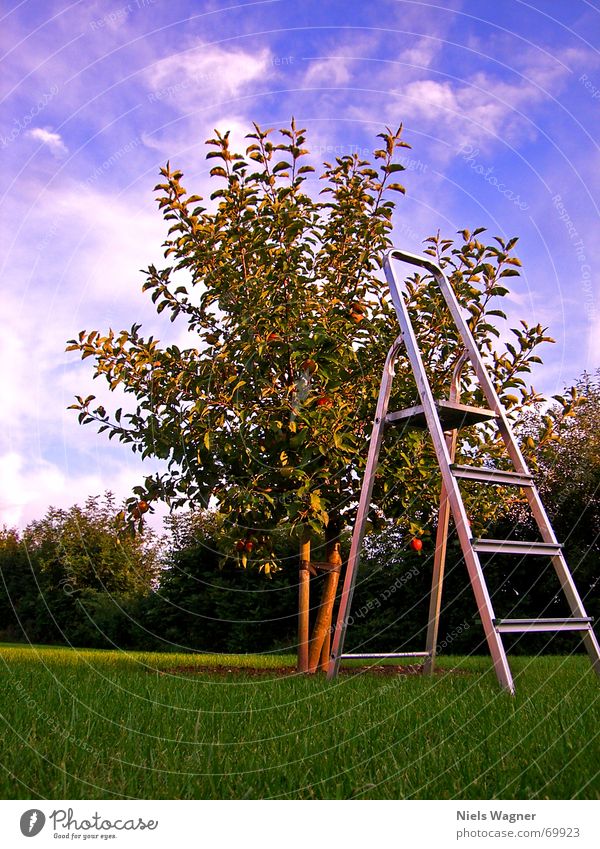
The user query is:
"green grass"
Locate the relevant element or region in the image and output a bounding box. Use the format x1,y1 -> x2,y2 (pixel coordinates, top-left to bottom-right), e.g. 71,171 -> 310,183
0,644 -> 598,799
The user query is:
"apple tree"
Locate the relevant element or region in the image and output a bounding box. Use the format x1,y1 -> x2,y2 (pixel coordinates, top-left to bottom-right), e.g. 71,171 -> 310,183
67,120 -> 560,670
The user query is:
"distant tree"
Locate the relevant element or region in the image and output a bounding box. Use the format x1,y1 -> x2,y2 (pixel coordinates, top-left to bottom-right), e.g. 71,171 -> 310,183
477,370 -> 600,649
146,510 -> 299,653
23,493 -> 162,597
0,494 -> 163,648
0,527 -> 44,641
67,120 -> 562,669
535,369 -> 600,554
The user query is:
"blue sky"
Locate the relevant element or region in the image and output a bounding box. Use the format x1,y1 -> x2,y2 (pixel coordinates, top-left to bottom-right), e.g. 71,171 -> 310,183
1,0 -> 599,528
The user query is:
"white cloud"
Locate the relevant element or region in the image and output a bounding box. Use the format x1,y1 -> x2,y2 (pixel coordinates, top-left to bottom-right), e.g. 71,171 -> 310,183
145,44 -> 272,103
0,327 -> 32,425
0,183 -> 174,484
27,127 -> 68,158
140,39 -> 276,168
583,299 -> 600,362
9,181 -> 167,312
0,451 -> 167,531
303,57 -> 353,88
399,37 -> 441,70
397,74 -> 538,149
404,79 -> 458,113
342,43 -> 594,154
143,114 -> 255,165
0,453 -> 66,529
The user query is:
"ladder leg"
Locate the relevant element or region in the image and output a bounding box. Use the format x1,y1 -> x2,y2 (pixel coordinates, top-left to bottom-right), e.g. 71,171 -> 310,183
548,553 -> 600,680
462,549 -> 515,694
580,629 -> 600,680
424,438 -> 515,691
579,627 -> 600,680
327,338 -> 402,680
506,459 -> 600,681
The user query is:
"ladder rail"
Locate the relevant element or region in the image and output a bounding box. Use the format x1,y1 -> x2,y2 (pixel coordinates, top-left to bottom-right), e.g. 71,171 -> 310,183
385,249 -> 565,549
384,248 -> 530,450
385,250 -> 531,467
383,252 -> 515,692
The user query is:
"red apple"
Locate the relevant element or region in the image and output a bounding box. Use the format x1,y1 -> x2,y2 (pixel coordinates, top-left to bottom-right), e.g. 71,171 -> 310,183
410,538 -> 423,552
235,540 -> 245,552
301,358 -> 318,374
245,540 -> 254,553
132,500 -> 150,519
349,303 -> 367,323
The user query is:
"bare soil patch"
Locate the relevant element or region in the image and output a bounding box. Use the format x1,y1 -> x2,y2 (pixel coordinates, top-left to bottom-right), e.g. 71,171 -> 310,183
160,663 -> 470,678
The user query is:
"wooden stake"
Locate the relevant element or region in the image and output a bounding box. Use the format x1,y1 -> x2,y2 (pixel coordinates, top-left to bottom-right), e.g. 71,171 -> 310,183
297,536 -> 310,672
423,429 -> 457,674
424,353 -> 465,675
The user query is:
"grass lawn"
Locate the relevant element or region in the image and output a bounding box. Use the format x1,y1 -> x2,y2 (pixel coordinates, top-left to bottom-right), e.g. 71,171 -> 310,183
0,644 -> 598,799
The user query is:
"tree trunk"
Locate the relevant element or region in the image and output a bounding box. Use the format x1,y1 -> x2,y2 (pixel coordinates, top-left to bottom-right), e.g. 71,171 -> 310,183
318,624 -> 331,673
307,523 -> 343,673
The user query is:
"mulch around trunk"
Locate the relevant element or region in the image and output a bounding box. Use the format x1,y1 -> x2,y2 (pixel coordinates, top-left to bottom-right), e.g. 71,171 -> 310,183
158,663 -> 470,678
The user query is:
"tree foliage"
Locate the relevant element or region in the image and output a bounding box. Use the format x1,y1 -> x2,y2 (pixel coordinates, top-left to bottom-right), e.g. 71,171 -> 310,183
67,121 -> 561,564
529,370 -> 600,556
0,527 -> 42,642
0,494 -> 162,647
23,493 -> 162,596
146,510 -> 300,652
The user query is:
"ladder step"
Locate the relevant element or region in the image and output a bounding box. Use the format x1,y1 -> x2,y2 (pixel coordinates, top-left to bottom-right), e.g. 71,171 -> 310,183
451,464 -> 533,487
386,399 -> 497,431
472,539 -> 562,556
494,617 -> 593,633
340,652 -> 431,659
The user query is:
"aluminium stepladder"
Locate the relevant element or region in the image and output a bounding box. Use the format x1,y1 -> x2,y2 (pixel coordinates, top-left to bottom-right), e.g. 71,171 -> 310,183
327,248 -> 600,694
